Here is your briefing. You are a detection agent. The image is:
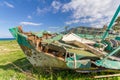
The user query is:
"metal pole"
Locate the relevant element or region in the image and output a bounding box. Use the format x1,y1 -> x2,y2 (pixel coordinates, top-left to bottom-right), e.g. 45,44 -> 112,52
102,5 -> 120,41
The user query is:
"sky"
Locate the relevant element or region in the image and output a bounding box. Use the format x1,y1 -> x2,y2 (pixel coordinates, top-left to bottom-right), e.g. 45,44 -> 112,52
0,0 -> 120,38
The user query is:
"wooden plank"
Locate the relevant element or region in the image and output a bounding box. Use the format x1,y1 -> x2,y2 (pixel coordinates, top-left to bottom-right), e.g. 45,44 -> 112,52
93,73 -> 120,78
65,40 -> 104,57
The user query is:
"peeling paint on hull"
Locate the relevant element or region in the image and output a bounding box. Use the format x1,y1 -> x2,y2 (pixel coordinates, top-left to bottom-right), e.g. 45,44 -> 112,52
20,45 -> 68,68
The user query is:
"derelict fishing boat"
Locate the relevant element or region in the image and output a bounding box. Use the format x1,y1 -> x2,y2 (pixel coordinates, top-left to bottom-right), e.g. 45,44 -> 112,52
9,5 -> 120,72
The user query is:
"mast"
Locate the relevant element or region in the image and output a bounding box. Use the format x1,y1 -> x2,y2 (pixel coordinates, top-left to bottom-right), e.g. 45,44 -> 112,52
102,5 -> 120,41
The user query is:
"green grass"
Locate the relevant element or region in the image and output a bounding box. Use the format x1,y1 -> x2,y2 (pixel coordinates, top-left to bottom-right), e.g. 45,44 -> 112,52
0,40 -> 120,80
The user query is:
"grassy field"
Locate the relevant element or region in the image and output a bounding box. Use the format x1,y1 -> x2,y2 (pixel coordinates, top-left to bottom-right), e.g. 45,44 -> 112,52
0,40 -> 120,80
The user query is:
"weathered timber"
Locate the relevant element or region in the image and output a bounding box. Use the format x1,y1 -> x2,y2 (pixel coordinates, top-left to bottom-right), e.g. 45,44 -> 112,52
65,40 -> 104,57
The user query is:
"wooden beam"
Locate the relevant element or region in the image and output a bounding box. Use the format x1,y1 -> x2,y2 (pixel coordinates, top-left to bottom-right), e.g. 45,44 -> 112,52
93,73 -> 120,78
65,40 -> 104,57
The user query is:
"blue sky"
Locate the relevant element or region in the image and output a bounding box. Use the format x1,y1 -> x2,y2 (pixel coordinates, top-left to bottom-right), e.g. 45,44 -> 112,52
0,0 -> 119,38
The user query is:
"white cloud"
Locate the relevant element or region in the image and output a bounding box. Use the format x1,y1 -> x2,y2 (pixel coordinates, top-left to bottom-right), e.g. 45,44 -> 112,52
27,15 -> 32,19
65,19 -> 80,25
62,0 -> 120,27
36,7 -> 50,15
36,1 -> 62,15
4,1 -> 14,8
51,1 -> 62,13
36,1 -> 62,14
20,22 -> 42,26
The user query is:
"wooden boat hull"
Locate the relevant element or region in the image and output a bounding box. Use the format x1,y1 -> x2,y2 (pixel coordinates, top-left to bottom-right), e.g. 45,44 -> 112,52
19,45 -> 68,68
9,26 -> 120,71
